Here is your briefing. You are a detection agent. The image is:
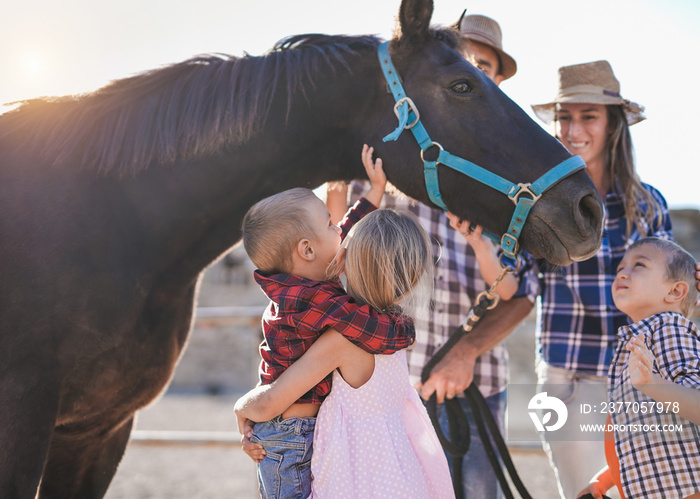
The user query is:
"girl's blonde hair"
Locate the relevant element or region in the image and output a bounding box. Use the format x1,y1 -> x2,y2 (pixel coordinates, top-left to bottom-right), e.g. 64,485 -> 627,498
331,209 -> 432,317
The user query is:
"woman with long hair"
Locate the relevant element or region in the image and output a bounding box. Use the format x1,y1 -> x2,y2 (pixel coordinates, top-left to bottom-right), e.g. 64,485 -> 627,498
529,60 -> 673,499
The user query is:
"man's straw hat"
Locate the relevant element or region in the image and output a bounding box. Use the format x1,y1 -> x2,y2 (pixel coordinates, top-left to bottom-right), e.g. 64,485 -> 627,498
532,60 -> 645,126
458,14 -> 517,81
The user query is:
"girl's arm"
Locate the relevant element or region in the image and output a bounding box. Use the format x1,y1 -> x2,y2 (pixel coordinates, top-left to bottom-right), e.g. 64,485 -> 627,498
325,181 -> 349,225
234,329 -> 372,424
627,335 -> 700,425
446,212 -> 518,300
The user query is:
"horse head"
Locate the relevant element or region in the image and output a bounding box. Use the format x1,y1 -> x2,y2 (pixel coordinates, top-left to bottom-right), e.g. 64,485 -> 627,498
362,0 -> 604,266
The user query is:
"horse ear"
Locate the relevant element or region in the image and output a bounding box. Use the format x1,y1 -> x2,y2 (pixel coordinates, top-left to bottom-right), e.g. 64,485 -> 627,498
452,8 -> 467,31
397,0 -> 434,45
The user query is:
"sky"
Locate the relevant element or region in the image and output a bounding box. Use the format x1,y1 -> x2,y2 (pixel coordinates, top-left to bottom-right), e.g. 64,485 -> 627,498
2,0 -> 699,209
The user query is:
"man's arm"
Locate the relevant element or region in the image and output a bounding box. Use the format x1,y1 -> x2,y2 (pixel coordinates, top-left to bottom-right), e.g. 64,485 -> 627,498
417,296 -> 532,403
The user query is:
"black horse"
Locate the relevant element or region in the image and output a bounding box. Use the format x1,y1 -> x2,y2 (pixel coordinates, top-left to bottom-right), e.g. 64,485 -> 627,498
0,0 -> 603,496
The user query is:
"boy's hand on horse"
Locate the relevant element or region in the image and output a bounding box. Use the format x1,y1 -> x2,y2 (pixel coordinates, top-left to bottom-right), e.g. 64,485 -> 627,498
362,144 -> 387,208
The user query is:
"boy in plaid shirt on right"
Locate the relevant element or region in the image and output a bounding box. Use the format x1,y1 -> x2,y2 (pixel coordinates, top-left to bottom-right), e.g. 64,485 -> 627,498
579,237 -> 700,499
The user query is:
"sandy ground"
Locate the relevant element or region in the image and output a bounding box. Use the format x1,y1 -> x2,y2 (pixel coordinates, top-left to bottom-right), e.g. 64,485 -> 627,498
103,311 -> 572,499
105,298 -> 627,498
106,310 -> 568,498
106,393 -> 562,499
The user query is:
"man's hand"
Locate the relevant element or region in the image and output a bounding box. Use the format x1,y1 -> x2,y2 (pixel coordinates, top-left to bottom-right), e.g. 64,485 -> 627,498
416,338 -> 477,403
415,297 -> 533,403
446,212 -> 492,254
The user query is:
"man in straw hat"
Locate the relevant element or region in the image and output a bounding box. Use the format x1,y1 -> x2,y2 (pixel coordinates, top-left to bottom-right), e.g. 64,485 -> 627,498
334,13 -> 537,499
457,13 -> 517,85
527,60 -> 673,499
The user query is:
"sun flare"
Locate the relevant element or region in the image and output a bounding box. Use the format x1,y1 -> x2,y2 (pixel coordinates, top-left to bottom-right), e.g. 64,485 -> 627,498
22,57 -> 44,75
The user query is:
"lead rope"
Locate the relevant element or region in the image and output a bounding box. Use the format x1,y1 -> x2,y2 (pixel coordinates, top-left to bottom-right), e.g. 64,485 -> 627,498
421,257 -> 533,499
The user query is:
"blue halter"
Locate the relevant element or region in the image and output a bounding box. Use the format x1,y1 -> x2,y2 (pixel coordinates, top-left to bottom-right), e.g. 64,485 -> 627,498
377,41 -> 585,258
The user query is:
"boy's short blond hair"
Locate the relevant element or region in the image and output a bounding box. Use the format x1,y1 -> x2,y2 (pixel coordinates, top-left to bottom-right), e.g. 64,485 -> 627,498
242,188 -> 319,275
629,237 -> 698,317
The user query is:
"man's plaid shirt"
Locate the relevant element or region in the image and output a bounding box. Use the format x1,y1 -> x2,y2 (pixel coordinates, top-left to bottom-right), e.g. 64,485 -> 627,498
256,197 -> 415,405
350,183 -> 535,397
532,183 -> 672,376
609,312 -> 700,498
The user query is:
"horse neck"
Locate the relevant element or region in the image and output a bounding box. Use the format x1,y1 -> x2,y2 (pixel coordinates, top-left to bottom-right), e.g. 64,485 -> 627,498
116,156 -> 251,286
118,48 -> 384,285
123,136 -> 364,288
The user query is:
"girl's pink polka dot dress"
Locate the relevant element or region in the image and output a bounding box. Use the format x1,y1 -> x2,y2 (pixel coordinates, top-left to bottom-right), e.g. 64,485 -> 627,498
310,350 -> 455,498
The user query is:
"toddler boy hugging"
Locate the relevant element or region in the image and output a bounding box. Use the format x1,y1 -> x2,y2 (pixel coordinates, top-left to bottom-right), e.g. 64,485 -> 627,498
581,237 -> 700,499
239,146 -> 414,499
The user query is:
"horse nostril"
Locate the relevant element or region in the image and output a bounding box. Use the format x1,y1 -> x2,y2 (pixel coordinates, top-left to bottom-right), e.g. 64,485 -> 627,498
576,192 -> 603,235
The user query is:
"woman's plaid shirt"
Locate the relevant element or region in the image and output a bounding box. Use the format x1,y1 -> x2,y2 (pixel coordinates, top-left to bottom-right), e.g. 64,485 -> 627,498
609,312 -> 700,498
532,183 -> 672,376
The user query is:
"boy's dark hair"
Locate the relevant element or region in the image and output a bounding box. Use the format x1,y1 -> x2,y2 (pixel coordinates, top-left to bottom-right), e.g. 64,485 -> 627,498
629,237 -> 698,317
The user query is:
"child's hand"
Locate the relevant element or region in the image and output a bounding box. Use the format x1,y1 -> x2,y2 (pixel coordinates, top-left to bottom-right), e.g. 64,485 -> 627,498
576,482 -> 609,499
235,410 -> 249,434
576,467 -> 614,498
325,181 -> 350,225
627,334 -> 656,387
239,418 -> 266,464
362,144 -> 387,208
326,181 -> 348,195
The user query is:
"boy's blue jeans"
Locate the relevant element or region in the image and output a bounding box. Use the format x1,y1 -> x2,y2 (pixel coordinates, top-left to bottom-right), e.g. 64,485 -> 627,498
251,415 -> 316,499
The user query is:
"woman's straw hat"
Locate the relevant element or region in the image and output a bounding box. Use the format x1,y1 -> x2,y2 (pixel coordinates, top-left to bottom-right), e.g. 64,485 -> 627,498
458,14 -> 517,81
531,60 -> 645,126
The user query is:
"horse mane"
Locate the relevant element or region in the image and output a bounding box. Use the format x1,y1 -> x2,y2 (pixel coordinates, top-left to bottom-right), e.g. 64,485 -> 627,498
0,27 -> 459,175
0,34 -> 381,175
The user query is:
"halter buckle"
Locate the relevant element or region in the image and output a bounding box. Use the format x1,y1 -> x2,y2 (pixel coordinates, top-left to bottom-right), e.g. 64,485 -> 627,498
393,97 -> 420,129
500,233 -> 520,258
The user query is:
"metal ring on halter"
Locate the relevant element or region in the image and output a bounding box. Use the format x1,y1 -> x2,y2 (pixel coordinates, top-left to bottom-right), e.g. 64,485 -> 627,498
420,141 -> 444,162
393,97 -> 421,129
508,182 -> 542,206
499,252 -> 523,273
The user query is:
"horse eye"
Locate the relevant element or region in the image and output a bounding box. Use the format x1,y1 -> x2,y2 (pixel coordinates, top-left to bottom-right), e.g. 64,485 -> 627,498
451,82 -> 470,94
